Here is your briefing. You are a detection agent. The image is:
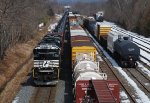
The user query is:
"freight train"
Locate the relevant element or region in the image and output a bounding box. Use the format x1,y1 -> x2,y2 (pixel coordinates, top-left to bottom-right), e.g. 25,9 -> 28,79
69,12 -> 120,103
84,20 -> 140,67
32,11 -> 69,85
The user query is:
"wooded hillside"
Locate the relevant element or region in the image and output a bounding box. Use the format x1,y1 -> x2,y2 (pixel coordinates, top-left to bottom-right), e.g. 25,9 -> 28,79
0,0 -> 54,59
104,0 -> 150,37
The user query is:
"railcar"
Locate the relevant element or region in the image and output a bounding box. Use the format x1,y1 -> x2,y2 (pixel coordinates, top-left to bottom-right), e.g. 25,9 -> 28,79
107,31 -> 140,67
70,30 -> 97,64
84,20 -> 112,47
76,80 -> 120,103
84,20 -> 140,67
94,11 -> 104,22
69,12 -> 120,103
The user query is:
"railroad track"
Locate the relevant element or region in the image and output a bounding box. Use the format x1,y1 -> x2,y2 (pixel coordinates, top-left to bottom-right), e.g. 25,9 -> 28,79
140,55 -> 150,64
124,68 -> 150,93
101,56 -> 150,103
133,41 -> 150,63
85,29 -> 134,102
85,28 -> 150,103
112,26 -> 150,45
29,86 -> 56,103
137,65 -> 150,80
98,58 -> 135,103
112,26 -> 150,49
133,41 -> 150,53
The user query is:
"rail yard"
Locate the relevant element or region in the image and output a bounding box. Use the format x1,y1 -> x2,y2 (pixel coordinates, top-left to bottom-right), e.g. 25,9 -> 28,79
2,11 -> 149,103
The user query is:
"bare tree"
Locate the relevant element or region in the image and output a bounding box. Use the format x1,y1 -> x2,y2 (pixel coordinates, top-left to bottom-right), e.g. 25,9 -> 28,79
0,0 -> 54,59
103,0 -> 150,37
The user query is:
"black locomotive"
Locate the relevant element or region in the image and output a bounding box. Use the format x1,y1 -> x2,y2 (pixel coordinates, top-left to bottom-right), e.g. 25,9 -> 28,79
32,11 -> 69,85
33,33 -> 62,85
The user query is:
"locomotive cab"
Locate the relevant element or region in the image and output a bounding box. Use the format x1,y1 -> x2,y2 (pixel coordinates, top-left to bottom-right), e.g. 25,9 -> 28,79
33,41 -> 61,85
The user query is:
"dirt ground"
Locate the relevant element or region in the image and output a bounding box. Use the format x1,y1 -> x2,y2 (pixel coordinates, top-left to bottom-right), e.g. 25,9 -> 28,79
0,18 -> 56,103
